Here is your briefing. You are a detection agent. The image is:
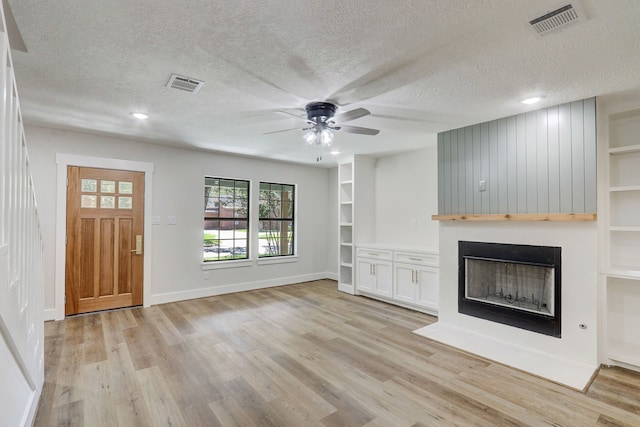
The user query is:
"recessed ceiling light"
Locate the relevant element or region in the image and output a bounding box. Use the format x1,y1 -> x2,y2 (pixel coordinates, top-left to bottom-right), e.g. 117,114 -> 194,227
131,112 -> 149,120
330,150 -> 340,155
521,96 -> 544,105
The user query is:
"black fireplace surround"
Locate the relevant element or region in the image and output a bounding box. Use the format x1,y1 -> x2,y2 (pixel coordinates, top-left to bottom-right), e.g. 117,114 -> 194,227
458,241 -> 562,338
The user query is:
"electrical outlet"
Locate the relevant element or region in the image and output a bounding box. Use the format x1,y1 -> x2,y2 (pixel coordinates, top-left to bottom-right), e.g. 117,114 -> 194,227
479,180 -> 487,192
204,271 -> 210,280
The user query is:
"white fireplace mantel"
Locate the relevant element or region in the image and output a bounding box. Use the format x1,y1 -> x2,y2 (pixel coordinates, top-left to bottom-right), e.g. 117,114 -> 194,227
415,220 -> 599,390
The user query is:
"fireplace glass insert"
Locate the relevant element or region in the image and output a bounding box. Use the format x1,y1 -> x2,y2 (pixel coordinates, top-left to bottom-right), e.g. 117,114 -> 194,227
458,241 -> 561,337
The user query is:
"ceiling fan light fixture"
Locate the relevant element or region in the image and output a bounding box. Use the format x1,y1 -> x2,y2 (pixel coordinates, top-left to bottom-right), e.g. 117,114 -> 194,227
320,129 -> 334,146
303,129 -> 317,144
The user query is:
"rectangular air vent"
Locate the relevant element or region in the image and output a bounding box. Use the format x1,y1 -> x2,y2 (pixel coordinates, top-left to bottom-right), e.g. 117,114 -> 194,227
529,2 -> 585,36
166,74 -> 205,93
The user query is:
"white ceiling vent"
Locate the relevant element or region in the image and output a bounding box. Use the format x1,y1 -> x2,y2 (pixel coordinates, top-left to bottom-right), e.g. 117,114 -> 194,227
166,74 -> 205,93
529,2 -> 585,36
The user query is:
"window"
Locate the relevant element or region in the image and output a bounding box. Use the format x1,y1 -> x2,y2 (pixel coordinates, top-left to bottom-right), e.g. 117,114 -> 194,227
203,177 -> 249,262
259,182 -> 295,257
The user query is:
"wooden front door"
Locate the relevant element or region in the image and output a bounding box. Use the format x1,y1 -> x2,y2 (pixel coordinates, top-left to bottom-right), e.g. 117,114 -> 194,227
65,166 -> 144,315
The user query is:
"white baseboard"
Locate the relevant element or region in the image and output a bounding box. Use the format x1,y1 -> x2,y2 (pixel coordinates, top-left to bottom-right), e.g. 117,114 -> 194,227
42,309 -> 56,322
413,322 -> 598,391
337,283 -> 355,295
325,272 -> 339,281
149,272 -> 330,306
22,388 -> 41,427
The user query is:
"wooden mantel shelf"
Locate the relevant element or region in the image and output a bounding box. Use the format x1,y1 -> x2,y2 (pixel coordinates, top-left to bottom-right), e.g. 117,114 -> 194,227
432,213 -> 597,222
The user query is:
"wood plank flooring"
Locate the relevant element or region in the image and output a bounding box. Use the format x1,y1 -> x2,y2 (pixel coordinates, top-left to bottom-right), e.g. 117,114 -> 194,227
35,280 -> 640,426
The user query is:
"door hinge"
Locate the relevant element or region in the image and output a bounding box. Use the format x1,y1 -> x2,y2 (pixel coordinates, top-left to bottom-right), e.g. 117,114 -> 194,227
64,295 -> 66,305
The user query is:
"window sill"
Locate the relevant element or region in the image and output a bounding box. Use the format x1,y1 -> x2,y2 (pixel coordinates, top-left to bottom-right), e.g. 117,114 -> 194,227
257,255 -> 298,266
201,259 -> 253,270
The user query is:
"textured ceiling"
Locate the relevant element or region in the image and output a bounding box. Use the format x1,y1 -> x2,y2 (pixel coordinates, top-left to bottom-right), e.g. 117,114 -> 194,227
6,0 -> 640,166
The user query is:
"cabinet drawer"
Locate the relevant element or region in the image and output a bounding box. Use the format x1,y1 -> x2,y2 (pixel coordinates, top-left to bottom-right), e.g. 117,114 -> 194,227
394,251 -> 438,266
356,247 -> 393,261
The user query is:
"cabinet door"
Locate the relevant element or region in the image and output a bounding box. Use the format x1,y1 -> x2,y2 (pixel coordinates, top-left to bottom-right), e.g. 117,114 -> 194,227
393,263 -> 415,304
356,258 -> 375,293
416,266 -> 439,311
373,260 -> 393,298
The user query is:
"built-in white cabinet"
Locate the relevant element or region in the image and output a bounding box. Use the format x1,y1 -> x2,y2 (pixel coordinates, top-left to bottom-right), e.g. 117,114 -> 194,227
357,245 -> 439,315
601,107 -> 640,371
394,251 -> 439,313
356,248 -> 392,297
337,156 -> 375,295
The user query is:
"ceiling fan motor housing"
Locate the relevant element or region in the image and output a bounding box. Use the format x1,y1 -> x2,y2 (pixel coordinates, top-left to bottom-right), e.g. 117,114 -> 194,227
305,102 -> 337,122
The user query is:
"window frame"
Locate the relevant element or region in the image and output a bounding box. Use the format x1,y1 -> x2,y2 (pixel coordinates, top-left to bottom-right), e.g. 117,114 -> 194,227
258,181 -> 296,259
203,176 -> 250,263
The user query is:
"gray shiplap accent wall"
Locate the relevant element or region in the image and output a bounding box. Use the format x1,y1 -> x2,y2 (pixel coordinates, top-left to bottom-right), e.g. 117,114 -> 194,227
437,97 -> 596,215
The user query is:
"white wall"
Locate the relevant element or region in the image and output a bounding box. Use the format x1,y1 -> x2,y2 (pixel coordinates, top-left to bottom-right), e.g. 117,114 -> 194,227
374,143 -> 439,249
25,125 -> 333,314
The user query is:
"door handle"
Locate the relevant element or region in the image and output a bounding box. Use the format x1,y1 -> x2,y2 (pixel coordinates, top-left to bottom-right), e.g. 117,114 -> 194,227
130,235 -> 143,255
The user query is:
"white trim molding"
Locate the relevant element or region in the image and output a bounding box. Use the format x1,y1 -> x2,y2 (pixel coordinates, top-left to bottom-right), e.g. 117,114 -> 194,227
54,154 -> 154,320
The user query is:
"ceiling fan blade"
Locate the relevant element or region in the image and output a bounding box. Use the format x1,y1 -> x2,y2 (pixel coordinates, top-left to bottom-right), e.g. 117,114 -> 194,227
334,107 -> 370,123
263,127 -> 301,135
340,125 -> 380,136
275,110 -> 314,124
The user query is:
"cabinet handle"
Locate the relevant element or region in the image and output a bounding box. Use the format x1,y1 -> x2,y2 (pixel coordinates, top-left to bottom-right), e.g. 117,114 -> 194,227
414,270 -> 419,283
409,257 -> 422,261
368,252 -> 379,256
373,264 -> 376,275
411,270 -> 415,283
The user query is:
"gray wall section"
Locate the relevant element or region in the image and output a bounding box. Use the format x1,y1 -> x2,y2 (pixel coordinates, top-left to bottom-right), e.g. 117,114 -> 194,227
438,97 -> 596,215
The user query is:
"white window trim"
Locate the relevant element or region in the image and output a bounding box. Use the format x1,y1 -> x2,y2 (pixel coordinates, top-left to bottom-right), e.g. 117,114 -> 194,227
257,181 -> 297,259
201,259 -> 254,270
257,255 -> 299,265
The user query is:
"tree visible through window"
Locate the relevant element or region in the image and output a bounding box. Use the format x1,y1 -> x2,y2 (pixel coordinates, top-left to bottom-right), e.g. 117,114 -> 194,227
259,182 -> 295,257
203,177 -> 249,262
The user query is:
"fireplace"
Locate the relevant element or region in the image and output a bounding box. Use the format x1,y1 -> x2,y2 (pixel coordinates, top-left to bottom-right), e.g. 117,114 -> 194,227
458,241 -> 561,337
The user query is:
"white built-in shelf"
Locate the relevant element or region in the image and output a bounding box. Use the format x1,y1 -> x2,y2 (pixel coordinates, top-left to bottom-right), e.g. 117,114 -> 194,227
340,262 -> 353,268
340,201 -> 353,205
602,267 -> 640,280
340,243 -> 353,247
609,144 -> 640,155
339,223 -> 353,227
609,226 -> 640,232
609,185 -> 640,192
340,180 -> 353,185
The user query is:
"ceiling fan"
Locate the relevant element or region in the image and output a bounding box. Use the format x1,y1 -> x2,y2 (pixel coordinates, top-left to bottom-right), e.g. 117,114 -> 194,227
265,101 -> 380,161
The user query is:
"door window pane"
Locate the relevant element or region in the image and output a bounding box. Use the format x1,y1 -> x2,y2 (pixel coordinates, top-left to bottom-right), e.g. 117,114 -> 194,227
118,196 -> 133,209
100,196 -> 115,208
101,180 -> 116,193
81,179 -> 97,192
81,195 -> 97,208
119,181 -> 133,194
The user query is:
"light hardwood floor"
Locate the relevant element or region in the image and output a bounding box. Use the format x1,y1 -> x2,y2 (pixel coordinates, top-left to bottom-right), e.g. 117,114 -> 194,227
35,280 -> 640,426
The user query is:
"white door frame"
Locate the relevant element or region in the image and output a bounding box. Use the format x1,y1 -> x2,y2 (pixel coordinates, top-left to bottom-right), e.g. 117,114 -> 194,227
54,153 -> 154,320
